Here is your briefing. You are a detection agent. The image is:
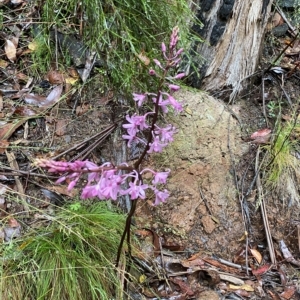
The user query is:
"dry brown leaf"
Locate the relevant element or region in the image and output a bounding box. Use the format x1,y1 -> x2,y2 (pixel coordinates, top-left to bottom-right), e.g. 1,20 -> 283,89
250,248 -> 262,264
28,41 -> 38,51
5,151 -> 28,214
43,85 -> 63,106
49,185 -> 78,198
8,217 -> 20,228
138,51 -> 150,65
24,85 -> 63,107
16,72 -> 29,82
0,119 -> 29,140
0,0 -> 10,7
233,289 -> 252,297
169,277 -> 194,296
67,67 -> 79,78
20,49 -> 32,56
24,93 -> 46,105
65,77 -> 78,85
135,229 -> 153,238
55,119 -> 67,136
5,39 -> 17,62
0,59 -> 9,68
76,103 -> 89,116
280,286 -> 296,300
219,274 -> 244,285
252,264 -> 271,276
250,128 -> 271,139
10,36 -> 19,48
229,284 -> 254,292
181,257 -> 205,268
47,70 -> 64,84
0,140 -> 9,154
272,12 -> 283,28
14,106 -> 38,116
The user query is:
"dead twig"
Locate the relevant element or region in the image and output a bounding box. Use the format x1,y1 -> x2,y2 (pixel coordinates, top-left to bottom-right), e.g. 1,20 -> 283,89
0,169 -> 58,179
5,151 -> 29,216
255,146 -> 276,265
71,128 -> 115,161
217,257 -> 252,272
261,73 -> 269,127
277,79 -> 293,109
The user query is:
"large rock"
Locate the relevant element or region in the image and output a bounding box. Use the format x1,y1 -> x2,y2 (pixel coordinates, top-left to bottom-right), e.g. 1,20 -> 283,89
152,89 -> 247,256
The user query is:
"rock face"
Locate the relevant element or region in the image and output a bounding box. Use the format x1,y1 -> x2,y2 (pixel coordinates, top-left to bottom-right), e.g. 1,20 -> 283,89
153,89 -> 247,257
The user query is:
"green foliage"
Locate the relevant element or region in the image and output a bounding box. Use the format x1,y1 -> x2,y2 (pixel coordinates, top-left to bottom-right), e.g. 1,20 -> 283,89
0,202 -> 125,300
265,120 -> 300,187
30,32 -> 53,76
0,10 -> 3,30
267,100 -> 282,118
278,0 -> 300,25
38,0 -> 201,94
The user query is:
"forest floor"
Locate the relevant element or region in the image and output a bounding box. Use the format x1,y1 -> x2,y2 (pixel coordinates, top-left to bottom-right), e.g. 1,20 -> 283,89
1,1 -> 300,300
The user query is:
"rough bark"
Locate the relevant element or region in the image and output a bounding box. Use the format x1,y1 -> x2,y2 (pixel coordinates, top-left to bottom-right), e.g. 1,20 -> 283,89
190,0 -> 273,99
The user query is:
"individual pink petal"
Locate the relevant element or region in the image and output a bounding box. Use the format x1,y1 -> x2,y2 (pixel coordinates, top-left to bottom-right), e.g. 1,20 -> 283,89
153,170 -> 170,185
67,179 -> 78,191
153,188 -> 170,205
176,48 -> 184,56
153,59 -> 164,69
122,181 -> 148,200
170,26 -> 179,49
174,73 -> 186,79
133,93 -> 147,107
168,84 -> 180,91
147,134 -> 168,153
56,176 -> 66,184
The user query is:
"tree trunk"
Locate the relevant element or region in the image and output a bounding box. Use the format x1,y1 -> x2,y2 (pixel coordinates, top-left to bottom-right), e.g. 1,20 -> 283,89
190,0 -> 273,99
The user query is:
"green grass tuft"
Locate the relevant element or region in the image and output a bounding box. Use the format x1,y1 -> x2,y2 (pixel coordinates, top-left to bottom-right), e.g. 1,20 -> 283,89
266,122 -> 298,185
32,0 -> 201,94
0,202 -> 126,300
264,119 -> 300,205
